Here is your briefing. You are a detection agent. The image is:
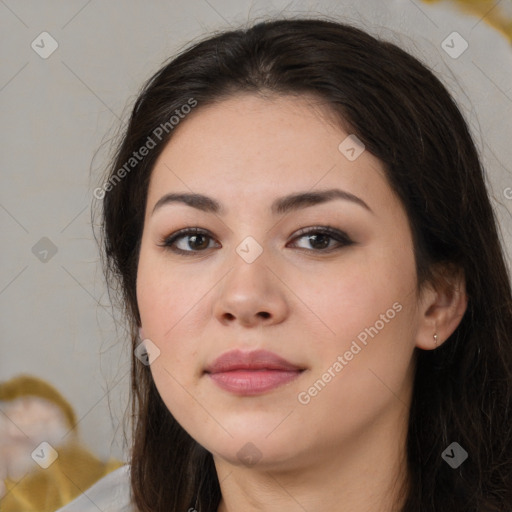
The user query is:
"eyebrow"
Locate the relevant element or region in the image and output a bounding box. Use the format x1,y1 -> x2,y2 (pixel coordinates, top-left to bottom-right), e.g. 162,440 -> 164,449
151,188 -> 373,217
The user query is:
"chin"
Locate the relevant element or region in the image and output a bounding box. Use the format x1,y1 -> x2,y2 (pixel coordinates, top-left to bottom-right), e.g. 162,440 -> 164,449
196,427 -> 305,470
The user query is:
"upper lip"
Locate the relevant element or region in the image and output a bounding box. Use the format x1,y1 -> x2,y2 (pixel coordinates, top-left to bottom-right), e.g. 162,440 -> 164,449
204,349 -> 304,373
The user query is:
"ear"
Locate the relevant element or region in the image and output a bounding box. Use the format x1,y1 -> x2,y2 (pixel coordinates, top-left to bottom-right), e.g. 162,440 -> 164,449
139,327 -> 146,340
415,263 -> 468,350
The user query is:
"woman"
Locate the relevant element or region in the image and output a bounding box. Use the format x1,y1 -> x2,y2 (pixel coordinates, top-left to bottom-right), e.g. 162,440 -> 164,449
59,16 -> 512,512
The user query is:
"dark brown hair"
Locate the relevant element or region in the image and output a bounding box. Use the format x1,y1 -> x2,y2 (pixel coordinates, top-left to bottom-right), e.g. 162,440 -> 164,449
96,16 -> 512,512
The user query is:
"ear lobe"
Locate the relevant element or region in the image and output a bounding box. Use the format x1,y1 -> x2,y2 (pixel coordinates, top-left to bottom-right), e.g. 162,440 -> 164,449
139,327 -> 146,340
415,266 -> 468,350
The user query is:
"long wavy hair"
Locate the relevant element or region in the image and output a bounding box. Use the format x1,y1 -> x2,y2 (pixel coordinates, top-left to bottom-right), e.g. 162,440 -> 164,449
96,16 -> 512,512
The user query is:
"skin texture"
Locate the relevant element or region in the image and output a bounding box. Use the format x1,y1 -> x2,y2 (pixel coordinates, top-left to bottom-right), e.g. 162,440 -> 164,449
136,93 -> 467,512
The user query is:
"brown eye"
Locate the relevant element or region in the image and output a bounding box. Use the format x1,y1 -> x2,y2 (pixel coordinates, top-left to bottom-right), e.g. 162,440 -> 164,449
159,225 -> 353,256
159,228 -> 219,255
288,226 -> 353,252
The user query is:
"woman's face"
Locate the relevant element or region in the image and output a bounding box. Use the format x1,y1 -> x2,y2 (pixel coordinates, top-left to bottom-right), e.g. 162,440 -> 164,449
136,93 -> 423,471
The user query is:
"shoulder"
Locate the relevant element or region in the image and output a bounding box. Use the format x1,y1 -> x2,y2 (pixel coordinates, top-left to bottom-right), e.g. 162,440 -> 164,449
55,465 -> 137,512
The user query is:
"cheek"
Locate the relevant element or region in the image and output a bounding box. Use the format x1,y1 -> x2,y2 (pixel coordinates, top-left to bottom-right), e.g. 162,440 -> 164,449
137,260 -> 199,414
304,250 -> 414,338
136,249 -> 204,340
136,249 -> 208,400
294,273 -> 416,440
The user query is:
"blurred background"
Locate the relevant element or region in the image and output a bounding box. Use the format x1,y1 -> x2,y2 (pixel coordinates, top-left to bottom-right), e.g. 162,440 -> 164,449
1,0 -> 511,506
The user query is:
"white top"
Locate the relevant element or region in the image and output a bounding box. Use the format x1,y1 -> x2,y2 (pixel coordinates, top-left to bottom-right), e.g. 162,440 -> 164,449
55,465 -> 137,512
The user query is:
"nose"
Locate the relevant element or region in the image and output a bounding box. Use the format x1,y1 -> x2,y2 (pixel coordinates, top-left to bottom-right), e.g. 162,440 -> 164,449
212,253 -> 289,328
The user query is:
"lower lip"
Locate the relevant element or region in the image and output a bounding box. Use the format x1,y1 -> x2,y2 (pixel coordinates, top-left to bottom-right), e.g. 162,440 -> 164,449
207,369 -> 303,395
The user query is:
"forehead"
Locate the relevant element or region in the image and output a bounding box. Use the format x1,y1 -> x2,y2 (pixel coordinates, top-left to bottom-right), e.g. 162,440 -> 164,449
161,92 -> 344,152
145,92 -> 393,216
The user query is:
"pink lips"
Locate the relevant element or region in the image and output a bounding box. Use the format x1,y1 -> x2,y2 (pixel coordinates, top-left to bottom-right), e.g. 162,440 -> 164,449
204,349 -> 305,395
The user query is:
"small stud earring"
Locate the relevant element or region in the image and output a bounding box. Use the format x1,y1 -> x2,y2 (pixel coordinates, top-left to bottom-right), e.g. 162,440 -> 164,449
433,333 -> 438,346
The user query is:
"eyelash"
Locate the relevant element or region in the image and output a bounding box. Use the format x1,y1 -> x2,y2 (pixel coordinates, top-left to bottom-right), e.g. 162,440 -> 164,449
158,225 -> 354,256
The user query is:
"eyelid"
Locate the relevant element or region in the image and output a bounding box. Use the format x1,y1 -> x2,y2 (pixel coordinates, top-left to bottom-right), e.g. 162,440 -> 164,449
291,225 -> 351,242
158,227 -> 217,252
158,225 -> 354,256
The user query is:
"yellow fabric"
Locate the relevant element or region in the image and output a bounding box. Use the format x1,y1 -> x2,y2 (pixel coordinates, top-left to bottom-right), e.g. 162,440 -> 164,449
421,0 -> 512,42
0,375 -> 124,511
1,444 -> 123,512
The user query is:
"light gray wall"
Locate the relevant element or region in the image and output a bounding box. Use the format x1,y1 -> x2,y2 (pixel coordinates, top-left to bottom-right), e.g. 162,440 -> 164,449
1,0 -> 511,462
